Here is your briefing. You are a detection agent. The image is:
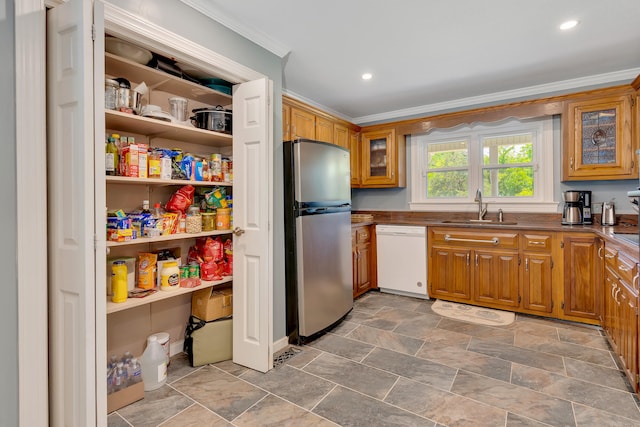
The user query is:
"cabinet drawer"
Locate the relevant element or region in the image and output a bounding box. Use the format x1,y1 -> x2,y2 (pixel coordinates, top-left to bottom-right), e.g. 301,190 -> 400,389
429,227 -> 518,249
521,233 -> 553,251
604,245 -> 638,286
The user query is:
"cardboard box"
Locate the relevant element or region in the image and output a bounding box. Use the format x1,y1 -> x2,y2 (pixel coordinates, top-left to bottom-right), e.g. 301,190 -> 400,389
191,287 -> 233,321
138,143 -> 149,179
107,381 -> 144,413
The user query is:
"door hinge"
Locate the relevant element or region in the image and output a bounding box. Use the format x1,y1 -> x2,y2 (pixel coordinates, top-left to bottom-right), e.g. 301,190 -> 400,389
518,295 -> 521,303
91,24 -> 96,41
551,258 -> 554,269
561,301 -> 565,309
560,241 -> 564,249
551,300 -> 554,309
518,256 -> 521,266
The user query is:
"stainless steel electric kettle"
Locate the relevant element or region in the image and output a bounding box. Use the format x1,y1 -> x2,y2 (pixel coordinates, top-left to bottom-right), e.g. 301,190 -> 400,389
602,200 -> 616,226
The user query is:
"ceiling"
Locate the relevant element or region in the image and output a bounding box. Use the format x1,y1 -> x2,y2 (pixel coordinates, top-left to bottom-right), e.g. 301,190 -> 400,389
183,0 -> 640,125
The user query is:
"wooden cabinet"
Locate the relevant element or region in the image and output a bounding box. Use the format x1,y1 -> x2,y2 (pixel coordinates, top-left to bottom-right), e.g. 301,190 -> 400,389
352,224 -> 375,298
428,227 -> 519,310
349,130 -> 361,186
289,106 -> 316,140
562,234 -> 603,321
562,90 -> 635,180
282,103 -> 291,141
334,123 -> 349,150
359,127 -> 406,188
520,233 -> 554,314
602,242 -> 639,391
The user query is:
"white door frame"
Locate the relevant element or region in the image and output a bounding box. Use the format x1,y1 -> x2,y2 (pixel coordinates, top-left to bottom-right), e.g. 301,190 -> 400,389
15,1 -> 48,425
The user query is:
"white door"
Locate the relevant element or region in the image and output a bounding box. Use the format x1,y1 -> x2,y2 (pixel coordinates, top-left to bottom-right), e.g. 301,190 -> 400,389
232,78 -> 273,372
47,0 -> 100,425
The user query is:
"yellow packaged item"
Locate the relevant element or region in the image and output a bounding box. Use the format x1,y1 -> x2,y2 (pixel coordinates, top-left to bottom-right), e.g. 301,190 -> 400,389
138,253 -> 157,289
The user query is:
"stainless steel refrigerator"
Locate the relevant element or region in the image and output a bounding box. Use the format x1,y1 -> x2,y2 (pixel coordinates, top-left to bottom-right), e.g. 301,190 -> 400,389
283,139 -> 353,343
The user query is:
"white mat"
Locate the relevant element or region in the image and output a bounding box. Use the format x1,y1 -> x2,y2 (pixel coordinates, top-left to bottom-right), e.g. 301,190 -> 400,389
431,300 -> 515,326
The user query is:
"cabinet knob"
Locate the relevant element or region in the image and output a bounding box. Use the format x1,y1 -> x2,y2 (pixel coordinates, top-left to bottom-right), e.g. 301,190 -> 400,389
233,227 -> 245,236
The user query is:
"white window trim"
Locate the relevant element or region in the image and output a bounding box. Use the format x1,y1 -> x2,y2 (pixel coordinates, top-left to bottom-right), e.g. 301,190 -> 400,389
409,117 -> 558,213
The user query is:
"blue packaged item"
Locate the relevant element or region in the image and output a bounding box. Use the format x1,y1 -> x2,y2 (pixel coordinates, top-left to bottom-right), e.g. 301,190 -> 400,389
180,155 -> 194,180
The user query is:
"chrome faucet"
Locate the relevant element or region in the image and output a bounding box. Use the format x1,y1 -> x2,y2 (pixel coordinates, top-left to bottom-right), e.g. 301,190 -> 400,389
474,189 -> 487,220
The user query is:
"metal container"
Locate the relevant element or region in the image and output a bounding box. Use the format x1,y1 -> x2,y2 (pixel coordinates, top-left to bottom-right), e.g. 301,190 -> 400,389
602,201 -> 616,225
563,191 -> 580,202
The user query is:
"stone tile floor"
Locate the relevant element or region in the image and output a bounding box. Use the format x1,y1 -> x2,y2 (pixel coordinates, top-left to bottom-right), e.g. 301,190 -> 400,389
108,292 -> 640,426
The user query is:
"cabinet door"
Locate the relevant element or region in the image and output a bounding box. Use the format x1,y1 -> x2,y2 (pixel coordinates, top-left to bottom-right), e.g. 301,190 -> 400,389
334,123 -> 349,150
563,93 -> 634,180
563,235 -> 602,320
429,246 -> 472,300
316,116 -> 334,144
603,268 -> 618,349
360,128 -> 397,186
290,106 -> 315,140
350,131 -> 361,186
283,103 -> 291,141
355,242 -> 372,295
352,229 -> 358,295
618,281 -> 638,391
474,249 -> 520,309
521,253 -> 553,313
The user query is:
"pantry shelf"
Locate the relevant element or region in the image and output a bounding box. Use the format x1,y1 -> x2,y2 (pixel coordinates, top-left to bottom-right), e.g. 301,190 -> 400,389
105,52 -> 232,106
106,176 -> 232,187
105,109 -> 232,147
106,275 -> 232,314
107,230 -> 231,247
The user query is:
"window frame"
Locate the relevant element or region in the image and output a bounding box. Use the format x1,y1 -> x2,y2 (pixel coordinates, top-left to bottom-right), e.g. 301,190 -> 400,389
409,117 -> 557,213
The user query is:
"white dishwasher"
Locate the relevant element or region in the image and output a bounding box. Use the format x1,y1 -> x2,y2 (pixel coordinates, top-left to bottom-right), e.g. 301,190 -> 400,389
376,225 -> 428,299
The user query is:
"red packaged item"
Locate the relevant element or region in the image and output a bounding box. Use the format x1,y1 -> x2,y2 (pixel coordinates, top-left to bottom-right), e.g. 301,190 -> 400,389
165,185 -> 195,214
200,260 -> 222,281
202,237 -> 224,262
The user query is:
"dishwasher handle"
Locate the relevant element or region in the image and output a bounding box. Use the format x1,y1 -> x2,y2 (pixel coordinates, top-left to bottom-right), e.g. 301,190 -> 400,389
444,234 -> 500,245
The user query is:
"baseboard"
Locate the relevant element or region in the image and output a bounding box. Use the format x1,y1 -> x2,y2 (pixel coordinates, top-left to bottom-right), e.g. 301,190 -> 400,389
272,336 -> 289,353
379,288 -> 430,300
170,339 -> 184,357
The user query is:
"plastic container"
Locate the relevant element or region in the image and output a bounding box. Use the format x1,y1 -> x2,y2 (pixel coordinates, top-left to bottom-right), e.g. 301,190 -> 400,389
186,205 -> 202,233
149,332 -> 170,366
111,261 -> 128,303
216,208 -> 231,230
105,79 -> 119,110
160,261 -> 180,291
201,212 -> 216,231
148,151 -> 161,178
140,335 -> 167,391
168,96 -> 188,122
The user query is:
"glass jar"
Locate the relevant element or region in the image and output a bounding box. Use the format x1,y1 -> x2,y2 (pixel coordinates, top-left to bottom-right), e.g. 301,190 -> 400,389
186,205 -> 202,233
201,212 -> 216,231
105,79 -> 119,110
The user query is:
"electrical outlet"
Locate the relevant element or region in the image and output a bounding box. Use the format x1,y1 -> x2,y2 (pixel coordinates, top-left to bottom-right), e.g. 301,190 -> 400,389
592,202 -> 603,214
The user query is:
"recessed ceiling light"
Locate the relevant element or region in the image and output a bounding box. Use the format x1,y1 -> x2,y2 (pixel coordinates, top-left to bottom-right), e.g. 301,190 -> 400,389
559,20 -> 579,30
362,73 -> 372,80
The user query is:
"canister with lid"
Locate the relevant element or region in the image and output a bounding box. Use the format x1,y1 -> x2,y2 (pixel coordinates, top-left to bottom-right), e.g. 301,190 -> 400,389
186,205 -> 202,233
201,212 -> 216,231
105,79 -> 119,110
160,261 -> 180,291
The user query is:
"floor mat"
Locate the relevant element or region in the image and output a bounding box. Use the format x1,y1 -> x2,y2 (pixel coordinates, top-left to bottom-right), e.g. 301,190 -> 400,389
431,299 -> 515,326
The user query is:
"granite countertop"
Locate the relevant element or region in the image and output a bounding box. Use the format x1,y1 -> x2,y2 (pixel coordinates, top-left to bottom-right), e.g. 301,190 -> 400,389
351,212 -> 639,254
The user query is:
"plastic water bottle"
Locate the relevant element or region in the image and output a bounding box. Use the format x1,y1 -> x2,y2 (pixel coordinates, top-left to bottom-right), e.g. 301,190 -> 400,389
114,362 -> 127,392
129,357 -> 142,385
140,335 -> 167,391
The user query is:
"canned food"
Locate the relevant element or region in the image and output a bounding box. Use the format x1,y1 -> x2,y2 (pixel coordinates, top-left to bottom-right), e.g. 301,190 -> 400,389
188,263 -> 200,279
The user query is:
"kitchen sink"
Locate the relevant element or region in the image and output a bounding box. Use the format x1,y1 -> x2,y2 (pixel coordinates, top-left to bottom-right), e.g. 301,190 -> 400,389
440,220 -> 518,225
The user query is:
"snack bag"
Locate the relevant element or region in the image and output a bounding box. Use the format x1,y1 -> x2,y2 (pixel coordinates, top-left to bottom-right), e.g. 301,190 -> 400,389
165,185 -> 195,214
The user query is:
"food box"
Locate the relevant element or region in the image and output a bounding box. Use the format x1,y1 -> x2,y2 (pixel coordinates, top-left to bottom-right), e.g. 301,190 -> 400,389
138,143 -> 148,179
107,381 -> 144,413
191,287 -> 232,321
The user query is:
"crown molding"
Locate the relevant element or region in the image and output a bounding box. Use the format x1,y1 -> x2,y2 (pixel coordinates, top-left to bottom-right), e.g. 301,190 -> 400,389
283,89 -> 355,123
353,68 -> 640,125
180,0 -> 290,58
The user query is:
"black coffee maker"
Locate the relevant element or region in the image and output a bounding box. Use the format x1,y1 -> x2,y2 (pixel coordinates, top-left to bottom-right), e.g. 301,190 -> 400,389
561,190 -> 592,225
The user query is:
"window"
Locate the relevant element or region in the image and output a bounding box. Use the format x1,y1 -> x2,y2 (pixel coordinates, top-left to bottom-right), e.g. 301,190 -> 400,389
410,117 -> 556,212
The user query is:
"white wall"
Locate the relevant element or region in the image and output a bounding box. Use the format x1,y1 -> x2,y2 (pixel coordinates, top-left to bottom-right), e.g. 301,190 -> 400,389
0,1 -> 18,426
353,116 -> 638,215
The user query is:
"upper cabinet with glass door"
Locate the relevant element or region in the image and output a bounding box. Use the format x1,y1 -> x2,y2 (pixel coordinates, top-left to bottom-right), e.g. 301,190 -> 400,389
562,88 -> 636,181
359,127 -> 406,187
